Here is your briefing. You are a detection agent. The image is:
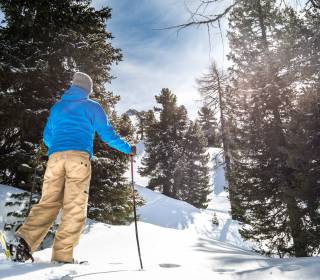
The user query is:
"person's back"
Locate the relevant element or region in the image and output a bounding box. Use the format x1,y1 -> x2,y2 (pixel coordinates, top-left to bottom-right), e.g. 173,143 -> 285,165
44,73 -> 131,157
13,72 -> 134,263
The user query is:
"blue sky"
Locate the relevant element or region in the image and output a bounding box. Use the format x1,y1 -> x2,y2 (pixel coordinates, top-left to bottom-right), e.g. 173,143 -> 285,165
93,0 -> 228,118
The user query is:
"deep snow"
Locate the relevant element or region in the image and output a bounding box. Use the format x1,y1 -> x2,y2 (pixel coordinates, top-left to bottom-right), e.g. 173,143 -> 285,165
0,147 -> 319,280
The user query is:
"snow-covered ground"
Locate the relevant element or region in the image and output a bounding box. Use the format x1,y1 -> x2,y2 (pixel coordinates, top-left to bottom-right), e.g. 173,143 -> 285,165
1,147 -> 320,280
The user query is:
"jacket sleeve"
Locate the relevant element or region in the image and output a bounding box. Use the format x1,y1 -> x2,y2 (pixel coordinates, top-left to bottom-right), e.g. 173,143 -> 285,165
94,104 -> 131,154
43,111 -> 53,149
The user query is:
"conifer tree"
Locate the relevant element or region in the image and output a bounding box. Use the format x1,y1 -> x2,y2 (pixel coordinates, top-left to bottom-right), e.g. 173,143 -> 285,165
136,111 -> 148,141
140,88 -> 188,198
197,62 -> 237,218
198,105 -> 220,147
282,6 -> 320,254
178,121 -> 211,208
141,90 -> 211,208
168,0 -> 320,256
0,1 -> 135,238
287,88 -> 320,255
226,0 -> 317,257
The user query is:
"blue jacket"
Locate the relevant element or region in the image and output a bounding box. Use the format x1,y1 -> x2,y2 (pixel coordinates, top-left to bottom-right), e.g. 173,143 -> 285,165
43,85 -> 131,158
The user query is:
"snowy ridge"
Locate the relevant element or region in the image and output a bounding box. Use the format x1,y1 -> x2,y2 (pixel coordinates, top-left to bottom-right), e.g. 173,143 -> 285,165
137,185 -> 199,230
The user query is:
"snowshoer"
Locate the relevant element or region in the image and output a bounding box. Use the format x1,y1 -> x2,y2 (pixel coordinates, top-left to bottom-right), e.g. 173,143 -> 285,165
12,72 -> 136,263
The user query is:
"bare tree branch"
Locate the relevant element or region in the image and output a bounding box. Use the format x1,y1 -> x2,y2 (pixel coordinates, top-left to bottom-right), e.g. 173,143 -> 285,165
160,1 -> 237,32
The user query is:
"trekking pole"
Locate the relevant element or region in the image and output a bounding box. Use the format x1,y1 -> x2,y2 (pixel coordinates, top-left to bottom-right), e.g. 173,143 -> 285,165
130,154 -> 143,270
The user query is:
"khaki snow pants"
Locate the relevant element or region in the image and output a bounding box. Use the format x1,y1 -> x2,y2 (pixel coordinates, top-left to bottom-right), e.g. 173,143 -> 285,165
16,150 -> 91,262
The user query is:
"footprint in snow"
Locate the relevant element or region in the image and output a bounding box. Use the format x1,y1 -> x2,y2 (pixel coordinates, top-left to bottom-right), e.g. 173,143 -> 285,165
159,263 -> 181,268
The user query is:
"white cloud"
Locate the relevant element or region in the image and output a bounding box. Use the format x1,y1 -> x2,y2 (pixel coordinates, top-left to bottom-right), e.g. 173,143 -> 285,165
97,0 -> 230,119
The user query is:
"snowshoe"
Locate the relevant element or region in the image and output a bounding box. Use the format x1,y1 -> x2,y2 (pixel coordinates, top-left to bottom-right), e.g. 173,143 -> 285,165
9,237 -> 34,263
52,258 -> 88,265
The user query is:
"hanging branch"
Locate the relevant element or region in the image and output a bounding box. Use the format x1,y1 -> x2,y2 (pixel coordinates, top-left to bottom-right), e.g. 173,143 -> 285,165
155,0 -> 237,62
162,1 -> 238,31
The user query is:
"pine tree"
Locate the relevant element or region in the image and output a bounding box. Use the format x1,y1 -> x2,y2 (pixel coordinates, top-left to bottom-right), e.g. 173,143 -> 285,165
159,0 -> 320,256
282,6 -> 320,255
140,90 -> 211,208
140,88 -> 188,198
136,111 -> 148,141
226,0 -> 318,257
197,62 -> 237,218
198,105 -> 220,147
0,1 -> 135,240
178,121 -> 211,208
287,88 -> 320,255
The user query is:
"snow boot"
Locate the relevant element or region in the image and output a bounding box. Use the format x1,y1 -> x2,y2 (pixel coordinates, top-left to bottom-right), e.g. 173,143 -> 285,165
9,237 -> 34,263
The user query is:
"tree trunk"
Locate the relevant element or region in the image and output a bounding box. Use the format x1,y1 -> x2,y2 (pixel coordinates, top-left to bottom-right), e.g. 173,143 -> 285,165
213,66 -> 237,219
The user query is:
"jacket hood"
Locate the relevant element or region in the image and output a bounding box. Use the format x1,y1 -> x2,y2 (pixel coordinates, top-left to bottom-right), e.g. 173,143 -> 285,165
61,85 -> 89,101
